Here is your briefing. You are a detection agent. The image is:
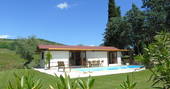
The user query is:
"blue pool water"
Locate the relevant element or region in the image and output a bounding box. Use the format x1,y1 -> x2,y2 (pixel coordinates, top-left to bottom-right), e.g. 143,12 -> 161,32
73,65 -> 144,72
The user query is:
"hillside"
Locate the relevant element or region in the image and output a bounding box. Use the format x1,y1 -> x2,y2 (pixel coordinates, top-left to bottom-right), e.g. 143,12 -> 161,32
0,48 -> 25,71
0,38 -> 63,70
0,39 -> 63,49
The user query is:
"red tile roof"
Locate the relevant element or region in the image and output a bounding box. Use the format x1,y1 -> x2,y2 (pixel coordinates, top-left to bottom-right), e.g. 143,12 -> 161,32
37,45 -> 127,51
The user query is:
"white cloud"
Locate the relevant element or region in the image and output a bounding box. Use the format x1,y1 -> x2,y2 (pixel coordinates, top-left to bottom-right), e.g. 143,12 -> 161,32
0,35 -> 10,39
57,2 -> 69,9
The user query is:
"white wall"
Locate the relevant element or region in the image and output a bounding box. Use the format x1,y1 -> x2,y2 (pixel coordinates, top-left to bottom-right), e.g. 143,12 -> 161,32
45,51 -> 69,67
86,51 -> 108,66
41,51 -> 122,68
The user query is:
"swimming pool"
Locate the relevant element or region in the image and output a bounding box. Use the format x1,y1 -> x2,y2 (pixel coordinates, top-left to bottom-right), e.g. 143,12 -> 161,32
73,65 -> 144,72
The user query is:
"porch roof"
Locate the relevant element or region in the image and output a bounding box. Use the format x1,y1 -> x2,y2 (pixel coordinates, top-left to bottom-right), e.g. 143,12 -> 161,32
37,45 -> 128,51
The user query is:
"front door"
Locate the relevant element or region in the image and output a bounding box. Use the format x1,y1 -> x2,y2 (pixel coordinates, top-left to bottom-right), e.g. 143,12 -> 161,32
108,52 -> 117,64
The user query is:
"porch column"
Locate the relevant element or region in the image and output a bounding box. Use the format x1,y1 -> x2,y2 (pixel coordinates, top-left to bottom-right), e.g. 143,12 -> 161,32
117,52 -> 122,65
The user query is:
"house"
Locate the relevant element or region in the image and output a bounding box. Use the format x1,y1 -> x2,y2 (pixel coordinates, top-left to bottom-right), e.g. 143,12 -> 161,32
37,45 -> 127,68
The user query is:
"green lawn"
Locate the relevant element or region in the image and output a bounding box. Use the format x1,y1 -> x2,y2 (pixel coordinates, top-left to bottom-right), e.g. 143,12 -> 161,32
0,69 -> 153,89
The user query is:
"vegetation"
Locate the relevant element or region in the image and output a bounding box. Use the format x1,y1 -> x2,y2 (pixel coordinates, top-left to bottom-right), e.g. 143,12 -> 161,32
136,32 -> 170,89
0,38 -> 62,50
104,0 -> 123,47
49,73 -> 78,89
104,1 -> 170,88
46,51 -> 52,69
120,75 -> 136,89
7,72 -> 42,89
49,73 -> 95,89
0,69 -> 152,89
108,0 -> 120,21
0,37 -> 63,70
103,0 -> 170,55
13,36 -> 38,68
0,48 -> 25,71
77,76 -> 95,89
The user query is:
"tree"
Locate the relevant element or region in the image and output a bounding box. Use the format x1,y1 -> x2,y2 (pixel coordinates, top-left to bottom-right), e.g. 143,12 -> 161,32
14,36 -> 38,68
104,17 -> 132,48
135,31 -> 170,89
46,51 -> 52,69
142,0 -> 170,31
108,0 -> 121,21
104,0 -> 124,48
125,4 -> 146,54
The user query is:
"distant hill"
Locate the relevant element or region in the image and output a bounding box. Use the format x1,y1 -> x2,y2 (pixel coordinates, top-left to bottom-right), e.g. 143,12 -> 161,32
0,38 -> 63,49
37,38 -> 64,45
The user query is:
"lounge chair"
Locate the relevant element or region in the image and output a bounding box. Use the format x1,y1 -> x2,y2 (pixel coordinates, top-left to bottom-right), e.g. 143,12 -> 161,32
57,61 -> 65,72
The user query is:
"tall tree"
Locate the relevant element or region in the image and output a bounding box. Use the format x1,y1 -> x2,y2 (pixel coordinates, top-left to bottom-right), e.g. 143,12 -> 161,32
104,0 -> 123,47
125,4 -> 146,54
104,17 -> 132,48
108,0 -> 121,21
142,0 -> 170,31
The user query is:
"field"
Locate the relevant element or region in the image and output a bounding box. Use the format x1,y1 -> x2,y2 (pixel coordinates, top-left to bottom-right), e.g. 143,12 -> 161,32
0,48 -> 25,71
0,69 -> 153,89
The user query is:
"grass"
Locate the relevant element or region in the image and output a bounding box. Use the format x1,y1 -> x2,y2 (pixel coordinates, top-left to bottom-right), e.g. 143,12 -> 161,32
91,70 -> 153,89
0,48 -> 25,71
0,69 -> 153,89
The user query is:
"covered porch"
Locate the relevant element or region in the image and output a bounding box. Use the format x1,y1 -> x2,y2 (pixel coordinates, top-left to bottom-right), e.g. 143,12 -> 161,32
69,51 -> 121,67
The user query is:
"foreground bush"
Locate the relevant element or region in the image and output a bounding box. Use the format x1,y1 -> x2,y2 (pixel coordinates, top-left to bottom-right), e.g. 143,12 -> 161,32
7,73 -> 42,89
7,72 -> 95,89
136,32 -> 170,89
120,75 -> 136,89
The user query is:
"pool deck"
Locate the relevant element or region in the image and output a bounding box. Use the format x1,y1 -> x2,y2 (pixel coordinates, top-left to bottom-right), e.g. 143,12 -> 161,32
34,66 -> 145,78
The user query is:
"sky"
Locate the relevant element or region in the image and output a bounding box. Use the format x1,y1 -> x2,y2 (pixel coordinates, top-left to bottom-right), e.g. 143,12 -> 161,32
0,0 -> 142,46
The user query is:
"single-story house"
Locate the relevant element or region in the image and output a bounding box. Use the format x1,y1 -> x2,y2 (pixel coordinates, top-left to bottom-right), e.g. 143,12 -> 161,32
37,45 -> 127,68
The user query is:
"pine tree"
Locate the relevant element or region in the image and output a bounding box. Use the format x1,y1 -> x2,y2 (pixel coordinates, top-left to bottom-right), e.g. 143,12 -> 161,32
108,0 -> 120,21
104,0 -> 122,47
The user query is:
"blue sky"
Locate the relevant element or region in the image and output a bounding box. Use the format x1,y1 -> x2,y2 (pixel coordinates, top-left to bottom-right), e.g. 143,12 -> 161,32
0,0 -> 142,45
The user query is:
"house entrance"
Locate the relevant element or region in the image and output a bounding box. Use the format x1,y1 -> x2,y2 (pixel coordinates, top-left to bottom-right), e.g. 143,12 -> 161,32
69,51 -> 86,66
108,52 -> 117,64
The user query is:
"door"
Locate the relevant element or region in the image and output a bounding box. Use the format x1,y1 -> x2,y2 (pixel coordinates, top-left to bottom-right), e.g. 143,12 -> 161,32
70,51 -> 81,66
108,52 -> 117,64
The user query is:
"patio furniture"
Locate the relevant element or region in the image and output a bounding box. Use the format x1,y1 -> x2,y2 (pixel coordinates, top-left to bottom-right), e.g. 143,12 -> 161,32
96,60 -> 100,66
100,60 -> 104,66
57,61 -> 65,72
91,60 -> 99,67
88,61 -> 92,67
88,60 -> 101,67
